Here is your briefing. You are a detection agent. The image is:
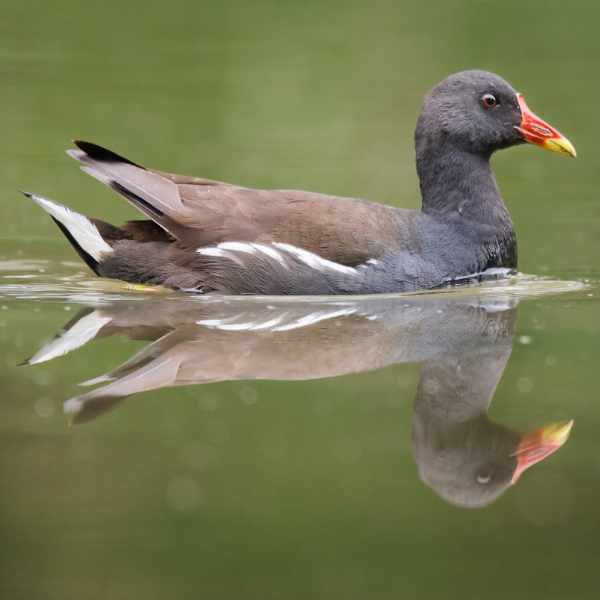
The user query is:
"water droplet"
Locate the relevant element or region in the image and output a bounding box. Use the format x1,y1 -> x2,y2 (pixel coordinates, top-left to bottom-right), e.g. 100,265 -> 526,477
518,335 -> 532,345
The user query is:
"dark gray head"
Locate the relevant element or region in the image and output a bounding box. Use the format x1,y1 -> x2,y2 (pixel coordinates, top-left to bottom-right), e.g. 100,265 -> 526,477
413,412 -> 574,509
416,69 -> 576,158
416,70 -> 523,157
412,416 -> 521,508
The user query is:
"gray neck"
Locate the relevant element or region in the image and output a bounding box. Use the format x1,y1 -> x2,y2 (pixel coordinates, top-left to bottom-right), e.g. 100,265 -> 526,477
417,142 -> 497,213
416,139 -> 517,268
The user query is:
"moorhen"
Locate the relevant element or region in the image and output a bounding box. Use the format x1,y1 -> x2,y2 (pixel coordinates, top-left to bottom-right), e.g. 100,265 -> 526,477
24,70 -> 576,295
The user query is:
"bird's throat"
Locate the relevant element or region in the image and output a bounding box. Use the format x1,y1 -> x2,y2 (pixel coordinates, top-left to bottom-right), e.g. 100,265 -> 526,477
417,145 -> 517,269
418,146 -> 498,215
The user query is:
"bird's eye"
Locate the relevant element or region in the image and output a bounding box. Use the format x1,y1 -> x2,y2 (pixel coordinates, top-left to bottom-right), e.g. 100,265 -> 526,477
476,472 -> 492,485
481,93 -> 498,109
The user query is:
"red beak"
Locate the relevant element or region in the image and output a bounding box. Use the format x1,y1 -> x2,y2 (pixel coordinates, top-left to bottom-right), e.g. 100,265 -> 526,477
515,95 -> 576,157
511,420 -> 574,484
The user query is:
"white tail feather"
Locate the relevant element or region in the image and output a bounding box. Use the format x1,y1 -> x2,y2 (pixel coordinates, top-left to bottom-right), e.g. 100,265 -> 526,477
26,193 -> 113,261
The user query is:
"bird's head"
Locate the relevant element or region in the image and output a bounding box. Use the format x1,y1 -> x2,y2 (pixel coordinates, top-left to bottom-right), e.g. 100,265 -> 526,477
414,417 -> 573,508
416,70 -> 576,158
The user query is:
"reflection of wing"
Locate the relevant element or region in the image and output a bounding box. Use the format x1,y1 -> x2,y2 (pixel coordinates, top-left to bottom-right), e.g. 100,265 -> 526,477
23,293 -> 519,424
22,290 -> 573,508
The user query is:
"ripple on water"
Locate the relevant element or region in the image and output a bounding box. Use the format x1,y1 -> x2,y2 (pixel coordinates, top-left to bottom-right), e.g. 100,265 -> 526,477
0,259 -> 593,307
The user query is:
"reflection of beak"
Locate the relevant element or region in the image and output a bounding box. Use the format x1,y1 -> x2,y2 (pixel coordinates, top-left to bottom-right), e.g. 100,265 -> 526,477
515,94 -> 577,157
511,420 -> 574,484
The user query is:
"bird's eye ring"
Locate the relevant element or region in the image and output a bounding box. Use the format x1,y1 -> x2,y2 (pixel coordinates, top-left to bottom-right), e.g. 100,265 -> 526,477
481,93 -> 498,109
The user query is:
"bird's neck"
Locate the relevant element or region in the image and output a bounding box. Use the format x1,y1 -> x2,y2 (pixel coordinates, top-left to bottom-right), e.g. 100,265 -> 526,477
417,144 -> 498,215
416,142 -> 516,268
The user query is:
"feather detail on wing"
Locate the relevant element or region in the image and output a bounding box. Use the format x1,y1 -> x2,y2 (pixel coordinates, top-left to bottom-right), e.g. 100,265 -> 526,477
69,140 -> 407,266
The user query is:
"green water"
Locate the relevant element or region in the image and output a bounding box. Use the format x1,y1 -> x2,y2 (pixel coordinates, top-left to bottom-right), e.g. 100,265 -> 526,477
2,1 -> 600,598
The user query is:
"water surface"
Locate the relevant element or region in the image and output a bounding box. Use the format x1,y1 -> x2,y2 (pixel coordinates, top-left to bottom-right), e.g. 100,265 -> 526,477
1,262 -> 598,599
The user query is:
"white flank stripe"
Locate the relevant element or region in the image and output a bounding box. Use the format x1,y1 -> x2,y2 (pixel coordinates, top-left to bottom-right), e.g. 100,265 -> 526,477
30,194 -> 113,261
218,242 -> 289,268
218,242 -> 256,254
197,241 -> 357,275
273,243 -> 357,276
27,312 -> 112,365
197,247 -> 228,258
196,247 -> 244,266
252,244 -> 289,267
217,242 -> 289,268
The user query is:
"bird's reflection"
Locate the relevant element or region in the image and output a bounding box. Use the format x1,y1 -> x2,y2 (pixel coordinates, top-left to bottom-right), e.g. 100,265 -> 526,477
25,291 -> 572,508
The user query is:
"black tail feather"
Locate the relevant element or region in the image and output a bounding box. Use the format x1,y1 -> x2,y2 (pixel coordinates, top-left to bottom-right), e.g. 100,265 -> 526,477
73,140 -> 143,168
109,181 -> 165,218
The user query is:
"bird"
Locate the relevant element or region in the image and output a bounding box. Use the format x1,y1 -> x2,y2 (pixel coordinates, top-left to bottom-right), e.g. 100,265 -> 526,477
23,292 -> 573,508
24,70 -> 576,295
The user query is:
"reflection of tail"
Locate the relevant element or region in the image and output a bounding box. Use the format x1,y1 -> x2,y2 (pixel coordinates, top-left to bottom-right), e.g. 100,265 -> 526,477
22,192 -> 113,274
65,354 -> 182,424
22,309 -> 112,365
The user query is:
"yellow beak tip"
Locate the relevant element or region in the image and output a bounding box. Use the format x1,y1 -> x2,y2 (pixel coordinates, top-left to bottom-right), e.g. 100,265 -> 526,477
546,419 -> 574,445
543,137 -> 577,158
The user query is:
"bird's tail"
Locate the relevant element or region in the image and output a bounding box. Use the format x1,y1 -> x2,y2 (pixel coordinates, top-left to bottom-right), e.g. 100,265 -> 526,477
22,192 -> 113,274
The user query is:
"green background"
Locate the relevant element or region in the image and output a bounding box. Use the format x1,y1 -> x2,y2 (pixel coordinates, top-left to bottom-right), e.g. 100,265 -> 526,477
1,1 -> 599,598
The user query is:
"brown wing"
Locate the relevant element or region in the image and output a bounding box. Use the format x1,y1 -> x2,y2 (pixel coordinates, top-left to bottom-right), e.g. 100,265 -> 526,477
69,140 -> 404,266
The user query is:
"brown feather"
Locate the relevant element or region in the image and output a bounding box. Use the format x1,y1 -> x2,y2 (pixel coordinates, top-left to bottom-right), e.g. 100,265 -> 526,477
121,220 -> 174,243
70,141 -> 403,266
91,219 -> 172,244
